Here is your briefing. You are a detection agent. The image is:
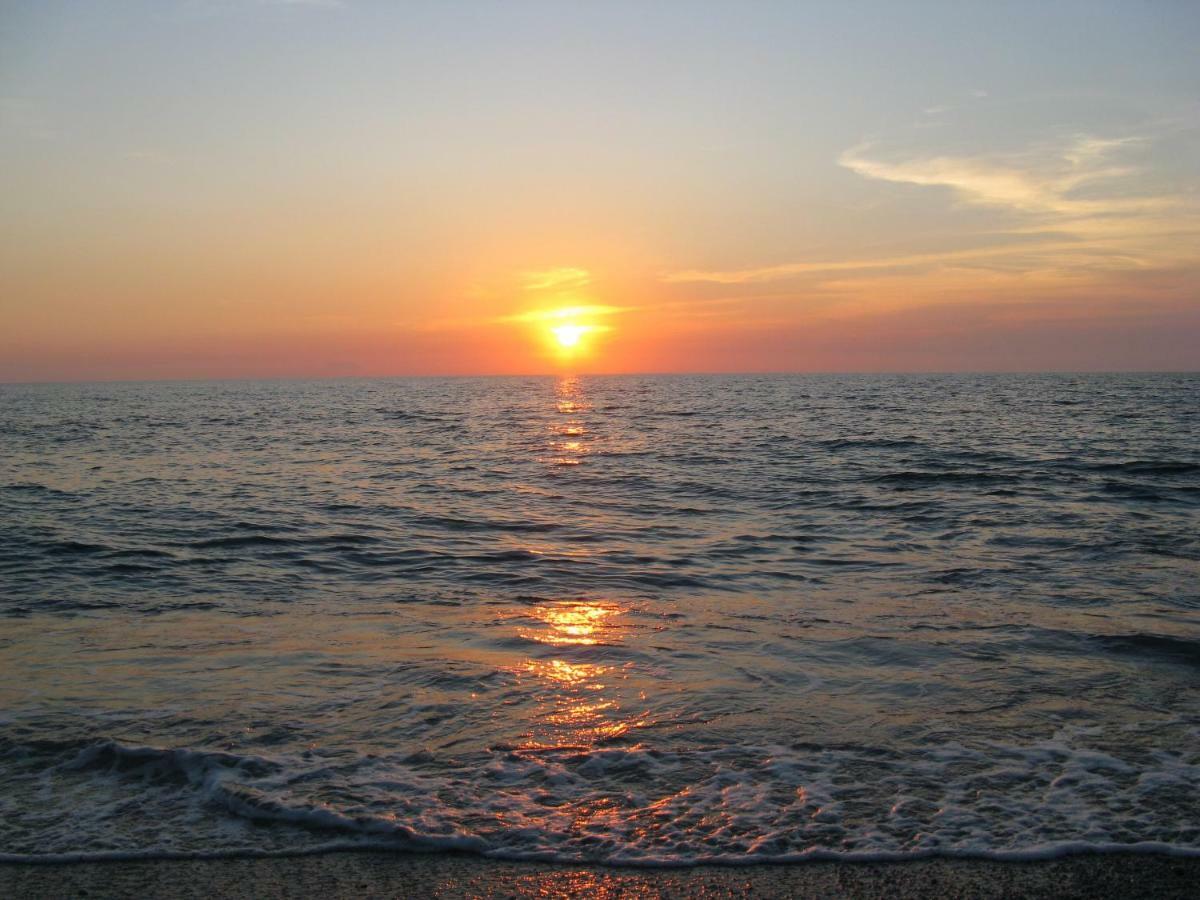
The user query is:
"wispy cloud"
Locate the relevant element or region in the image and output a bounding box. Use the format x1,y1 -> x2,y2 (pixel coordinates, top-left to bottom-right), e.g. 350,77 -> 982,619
662,242 -> 1086,285
666,132 -> 1196,286
502,304 -> 632,324
409,266 -> 631,333
521,267 -> 592,292
837,135 -> 1160,217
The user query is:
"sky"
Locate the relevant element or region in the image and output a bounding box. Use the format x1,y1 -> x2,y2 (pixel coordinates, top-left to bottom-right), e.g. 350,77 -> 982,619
2,0 -> 1198,380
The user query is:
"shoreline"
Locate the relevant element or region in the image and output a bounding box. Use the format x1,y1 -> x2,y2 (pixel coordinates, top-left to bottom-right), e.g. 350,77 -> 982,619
4,850 -> 1200,899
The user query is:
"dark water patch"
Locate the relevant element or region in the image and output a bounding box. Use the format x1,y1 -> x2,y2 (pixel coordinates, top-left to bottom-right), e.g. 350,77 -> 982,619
799,556 -> 904,569
870,470 -> 1020,487
3,482 -> 75,497
337,549 -> 449,568
817,437 -> 922,450
41,540 -> 112,556
1095,634 -> 1200,669
373,408 -> 445,423
103,548 -> 177,559
408,513 -> 556,535
229,521 -> 298,533
1099,481 -> 1172,502
104,562 -> 163,574
933,567 -> 992,586
185,535 -> 299,550
1086,460 -> 1199,476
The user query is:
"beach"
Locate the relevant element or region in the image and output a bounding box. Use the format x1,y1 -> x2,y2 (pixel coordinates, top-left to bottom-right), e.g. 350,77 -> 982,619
4,852 -> 1200,899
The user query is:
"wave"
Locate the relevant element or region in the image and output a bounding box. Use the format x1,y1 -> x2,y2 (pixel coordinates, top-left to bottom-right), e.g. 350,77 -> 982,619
818,438 -> 923,450
869,470 -> 1019,486
4,375 -> 1199,867
5,840 -> 1200,867
1093,633 -> 1200,669
183,533 -> 381,550
1084,461 -> 1199,476
5,730 -> 1199,866
2,482 -> 77,497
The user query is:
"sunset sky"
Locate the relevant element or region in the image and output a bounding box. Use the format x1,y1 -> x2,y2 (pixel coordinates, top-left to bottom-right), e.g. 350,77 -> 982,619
2,1 -> 1198,380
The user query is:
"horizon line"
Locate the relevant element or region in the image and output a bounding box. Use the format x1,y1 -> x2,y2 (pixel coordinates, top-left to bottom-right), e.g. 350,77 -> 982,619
2,368 -> 1197,387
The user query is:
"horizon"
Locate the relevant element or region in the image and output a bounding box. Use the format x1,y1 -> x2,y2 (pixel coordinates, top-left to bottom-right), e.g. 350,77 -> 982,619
4,367 -> 1199,388
3,1 -> 1199,380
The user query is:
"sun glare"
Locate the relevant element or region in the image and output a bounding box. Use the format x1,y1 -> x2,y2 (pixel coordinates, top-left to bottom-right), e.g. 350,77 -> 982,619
520,299 -> 613,359
551,323 -> 590,348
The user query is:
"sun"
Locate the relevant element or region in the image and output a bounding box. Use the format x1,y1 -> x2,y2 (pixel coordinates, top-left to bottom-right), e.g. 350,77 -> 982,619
519,303 -> 612,359
551,323 -> 591,348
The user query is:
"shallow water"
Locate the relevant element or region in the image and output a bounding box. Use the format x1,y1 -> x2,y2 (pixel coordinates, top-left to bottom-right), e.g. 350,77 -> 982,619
1,373 -> 1198,863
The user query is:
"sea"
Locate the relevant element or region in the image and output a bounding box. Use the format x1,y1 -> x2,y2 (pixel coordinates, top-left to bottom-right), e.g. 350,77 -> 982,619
1,373 -> 1198,865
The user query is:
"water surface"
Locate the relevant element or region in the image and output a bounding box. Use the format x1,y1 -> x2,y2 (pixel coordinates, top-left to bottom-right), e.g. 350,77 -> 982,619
1,374 -> 1198,862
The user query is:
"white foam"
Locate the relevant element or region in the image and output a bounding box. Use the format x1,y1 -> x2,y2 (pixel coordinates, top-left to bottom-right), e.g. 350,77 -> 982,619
3,726 -> 1199,865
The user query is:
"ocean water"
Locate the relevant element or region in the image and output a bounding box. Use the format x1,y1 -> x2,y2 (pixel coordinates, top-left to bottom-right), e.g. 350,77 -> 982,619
1,373 -> 1198,864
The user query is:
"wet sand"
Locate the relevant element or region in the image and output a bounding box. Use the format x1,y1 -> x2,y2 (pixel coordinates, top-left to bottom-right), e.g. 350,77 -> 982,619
3,851 -> 1199,899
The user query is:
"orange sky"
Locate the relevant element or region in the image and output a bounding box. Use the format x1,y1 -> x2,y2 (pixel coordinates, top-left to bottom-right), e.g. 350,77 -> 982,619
2,2 -> 1198,380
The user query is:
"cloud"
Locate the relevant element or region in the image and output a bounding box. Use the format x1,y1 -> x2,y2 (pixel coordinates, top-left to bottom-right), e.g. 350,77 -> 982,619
836,135 -> 1158,217
662,242 -> 1086,285
502,304 -> 632,324
665,132 -> 1197,286
522,267 -> 591,292
414,301 -> 634,334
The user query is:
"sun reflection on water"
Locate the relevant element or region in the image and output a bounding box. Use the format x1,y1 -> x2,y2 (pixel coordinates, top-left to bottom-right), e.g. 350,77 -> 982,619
520,600 -> 624,646
544,375 -> 593,467
522,657 -> 610,686
512,599 -> 648,749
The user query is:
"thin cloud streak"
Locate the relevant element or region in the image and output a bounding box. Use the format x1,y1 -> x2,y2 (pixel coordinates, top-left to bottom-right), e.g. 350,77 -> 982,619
663,241 -> 1091,285
501,304 -> 632,324
665,133 -> 1198,286
521,267 -> 592,292
837,135 -> 1163,217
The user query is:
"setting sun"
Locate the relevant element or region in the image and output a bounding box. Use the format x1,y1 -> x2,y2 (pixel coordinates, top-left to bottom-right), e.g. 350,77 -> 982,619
516,302 -> 617,361
551,323 -> 590,348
